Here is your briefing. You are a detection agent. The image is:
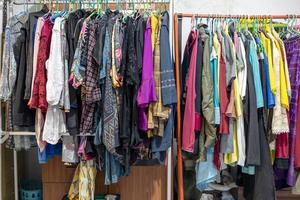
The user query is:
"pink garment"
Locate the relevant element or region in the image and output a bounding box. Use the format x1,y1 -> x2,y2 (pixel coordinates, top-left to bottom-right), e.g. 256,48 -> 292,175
182,31 -> 198,153
30,17 -> 44,102
275,133 -> 289,159
194,113 -> 202,132
31,18 -> 46,151
35,109 -> 46,151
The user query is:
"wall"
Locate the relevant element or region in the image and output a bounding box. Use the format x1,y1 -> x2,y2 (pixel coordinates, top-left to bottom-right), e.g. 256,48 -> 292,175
174,0 -> 300,14
173,0 -> 300,56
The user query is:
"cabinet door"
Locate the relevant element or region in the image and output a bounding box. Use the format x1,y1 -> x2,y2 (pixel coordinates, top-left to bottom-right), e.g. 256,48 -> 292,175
42,157 -> 167,200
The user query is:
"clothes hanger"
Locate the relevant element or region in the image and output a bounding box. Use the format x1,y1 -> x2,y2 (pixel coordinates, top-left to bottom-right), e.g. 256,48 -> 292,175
43,0 -> 52,18
137,0 -> 145,18
240,15 -> 244,31
161,0 -> 167,14
96,0 -> 103,16
116,0 -> 120,12
156,0 -> 162,16
291,14 -> 300,35
238,15 -> 242,30
216,15 -> 221,34
190,14 -> 195,31
142,0 -> 151,18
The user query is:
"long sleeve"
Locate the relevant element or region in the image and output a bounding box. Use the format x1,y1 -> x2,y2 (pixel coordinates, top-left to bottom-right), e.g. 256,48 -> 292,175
182,31 -> 198,152
136,19 -> 157,131
46,18 -> 65,106
249,41 -> 264,109
160,12 -> 177,106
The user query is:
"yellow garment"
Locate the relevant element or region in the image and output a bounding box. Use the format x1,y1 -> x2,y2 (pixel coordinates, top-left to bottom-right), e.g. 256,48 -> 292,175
68,160 -> 97,200
266,32 -> 289,134
234,79 -> 241,115
260,32 -> 276,94
111,24 -> 122,88
151,15 -> 158,51
279,38 -> 292,98
272,28 -> 290,110
228,38 -> 242,117
147,16 -> 170,137
224,120 -> 239,165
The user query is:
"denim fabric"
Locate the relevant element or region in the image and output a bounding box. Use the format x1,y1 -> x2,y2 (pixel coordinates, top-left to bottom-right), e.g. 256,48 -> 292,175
195,148 -> 218,191
152,105 -> 175,163
38,143 -> 62,164
104,151 -> 124,185
160,12 -> 177,106
100,29 -> 109,79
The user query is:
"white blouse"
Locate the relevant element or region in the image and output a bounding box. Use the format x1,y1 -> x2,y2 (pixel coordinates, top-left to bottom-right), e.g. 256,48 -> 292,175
46,17 -> 65,106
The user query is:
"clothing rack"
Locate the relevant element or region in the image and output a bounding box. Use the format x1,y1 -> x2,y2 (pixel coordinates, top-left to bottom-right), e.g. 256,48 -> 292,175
0,1 -> 174,199
173,13 -> 300,200
176,13 -> 300,19
11,0 -> 170,7
11,0 -> 170,13
0,0 -> 170,143
12,0 -> 170,5
0,0 -> 170,141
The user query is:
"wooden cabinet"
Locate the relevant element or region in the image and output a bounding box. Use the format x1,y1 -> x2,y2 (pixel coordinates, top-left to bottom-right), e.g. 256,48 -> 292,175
42,157 -> 167,200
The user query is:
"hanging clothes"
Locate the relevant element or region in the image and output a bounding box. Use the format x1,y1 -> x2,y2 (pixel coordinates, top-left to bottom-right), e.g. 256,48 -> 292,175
0,5 -> 176,191
285,36 -> 300,186
179,17 -> 300,199
137,18 -> 157,132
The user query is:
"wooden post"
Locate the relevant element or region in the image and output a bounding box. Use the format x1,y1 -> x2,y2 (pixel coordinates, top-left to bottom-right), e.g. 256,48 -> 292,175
173,13 -> 184,200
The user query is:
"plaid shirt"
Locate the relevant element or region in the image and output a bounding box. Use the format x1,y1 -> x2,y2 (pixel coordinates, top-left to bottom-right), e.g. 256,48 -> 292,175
85,21 -> 101,103
147,16 -> 171,137
80,20 -> 101,135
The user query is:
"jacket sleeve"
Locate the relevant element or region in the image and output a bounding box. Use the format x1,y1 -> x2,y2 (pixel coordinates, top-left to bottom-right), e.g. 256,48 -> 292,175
160,12 -> 177,106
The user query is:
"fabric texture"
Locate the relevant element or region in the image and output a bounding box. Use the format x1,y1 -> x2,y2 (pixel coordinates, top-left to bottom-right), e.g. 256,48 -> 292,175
137,19 -> 157,131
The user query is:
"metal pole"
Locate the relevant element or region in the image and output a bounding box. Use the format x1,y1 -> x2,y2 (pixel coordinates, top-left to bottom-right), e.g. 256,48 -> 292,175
14,150 -> 18,200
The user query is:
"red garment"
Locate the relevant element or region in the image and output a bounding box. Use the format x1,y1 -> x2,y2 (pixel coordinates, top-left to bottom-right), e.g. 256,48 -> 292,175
29,19 -> 53,112
213,136 -> 221,170
275,133 -> 289,159
194,113 -> 202,132
295,89 -> 300,168
218,45 -> 229,134
182,31 -> 198,153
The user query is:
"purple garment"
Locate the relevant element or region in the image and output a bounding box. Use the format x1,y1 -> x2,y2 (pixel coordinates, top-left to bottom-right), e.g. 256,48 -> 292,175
274,167 -> 289,190
136,19 -> 157,131
284,36 -> 300,186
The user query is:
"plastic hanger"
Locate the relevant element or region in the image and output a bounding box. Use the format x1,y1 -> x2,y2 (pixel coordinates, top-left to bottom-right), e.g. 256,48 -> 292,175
190,14 -> 195,31
143,0 -> 151,18
291,15 -> 300,35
